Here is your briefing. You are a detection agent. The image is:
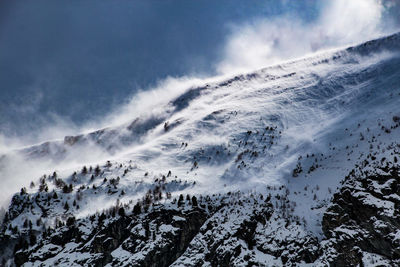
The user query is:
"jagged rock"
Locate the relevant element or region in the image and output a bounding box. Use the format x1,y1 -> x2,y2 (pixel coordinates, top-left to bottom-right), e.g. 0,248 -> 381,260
12,205 -> 208,267
322,165 -> 400,266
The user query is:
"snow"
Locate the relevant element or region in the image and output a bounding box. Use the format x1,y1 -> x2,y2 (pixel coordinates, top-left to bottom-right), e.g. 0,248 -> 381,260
172,215 -> 186,221
362,251 -> 392,267
353,191 -> 395,216
2,32 -> 400,266
159,224 -> 178,233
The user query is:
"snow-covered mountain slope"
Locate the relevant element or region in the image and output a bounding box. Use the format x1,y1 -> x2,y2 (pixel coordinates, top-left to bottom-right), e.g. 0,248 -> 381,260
1,32 -> 400,266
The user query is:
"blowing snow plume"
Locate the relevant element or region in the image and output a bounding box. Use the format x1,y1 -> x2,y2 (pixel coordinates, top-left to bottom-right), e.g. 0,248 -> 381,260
217,0 -> 398,74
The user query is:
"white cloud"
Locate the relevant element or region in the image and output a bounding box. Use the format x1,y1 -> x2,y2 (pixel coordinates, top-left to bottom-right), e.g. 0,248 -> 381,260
320,0 -> 383,44
216,0 -> 389,75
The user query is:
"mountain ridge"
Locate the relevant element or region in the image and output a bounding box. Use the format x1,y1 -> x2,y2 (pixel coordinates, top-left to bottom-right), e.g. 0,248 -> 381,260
1,32 -> 400,266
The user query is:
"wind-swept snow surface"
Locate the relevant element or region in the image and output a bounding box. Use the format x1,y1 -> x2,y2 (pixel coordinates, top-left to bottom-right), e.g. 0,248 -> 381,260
1,33 -> 400,266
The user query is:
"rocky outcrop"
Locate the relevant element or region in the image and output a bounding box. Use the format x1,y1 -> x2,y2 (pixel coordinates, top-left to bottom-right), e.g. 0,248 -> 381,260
13,205 -> 208,266
6,162 -> 400,267
322,165 -> 400,266
172,194 -> 321,267
8,193 -> 323,267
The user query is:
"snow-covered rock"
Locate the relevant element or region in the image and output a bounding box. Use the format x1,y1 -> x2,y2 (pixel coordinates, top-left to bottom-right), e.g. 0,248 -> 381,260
1,32 -> 400,266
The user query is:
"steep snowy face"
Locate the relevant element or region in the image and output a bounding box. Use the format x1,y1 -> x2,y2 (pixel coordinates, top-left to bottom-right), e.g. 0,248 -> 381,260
3,33 -> 400,206
1,32 -> 400,266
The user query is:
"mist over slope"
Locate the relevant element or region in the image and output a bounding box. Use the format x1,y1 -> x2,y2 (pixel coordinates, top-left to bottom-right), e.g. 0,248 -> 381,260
1,32 -> 400,266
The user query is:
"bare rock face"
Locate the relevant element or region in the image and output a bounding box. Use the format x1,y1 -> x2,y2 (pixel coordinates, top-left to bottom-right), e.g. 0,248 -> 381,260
322,164 -> 400,266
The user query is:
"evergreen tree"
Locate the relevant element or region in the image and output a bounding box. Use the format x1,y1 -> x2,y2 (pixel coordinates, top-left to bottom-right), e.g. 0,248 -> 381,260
20,187 -> 27,195
82,166 -> 88,174
118,207 -> 125,217
94,165 -> 101,176
29,232 -> 36,245
63,185 -> 70,194
192,196 -> 198,207
178,194 -> 184,207
133,203 -> 141,215
66,216 -> 75,227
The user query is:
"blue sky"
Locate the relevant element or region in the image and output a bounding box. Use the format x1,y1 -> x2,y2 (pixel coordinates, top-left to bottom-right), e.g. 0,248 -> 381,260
0,0 -> 398,141
0,0 -> 321,137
